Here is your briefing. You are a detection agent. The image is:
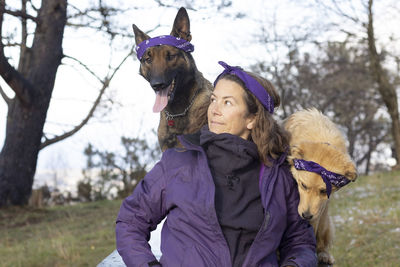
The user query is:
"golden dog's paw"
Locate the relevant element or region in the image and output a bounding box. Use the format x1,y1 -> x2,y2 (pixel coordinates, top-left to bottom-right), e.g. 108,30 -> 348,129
318,251 -> 335,265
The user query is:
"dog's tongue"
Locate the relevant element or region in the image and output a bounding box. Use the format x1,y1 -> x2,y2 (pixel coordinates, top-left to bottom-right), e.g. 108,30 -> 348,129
153,86 -> 170,113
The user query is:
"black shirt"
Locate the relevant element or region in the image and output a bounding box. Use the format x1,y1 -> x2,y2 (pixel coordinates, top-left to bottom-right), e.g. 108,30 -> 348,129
200,126 -> 264,267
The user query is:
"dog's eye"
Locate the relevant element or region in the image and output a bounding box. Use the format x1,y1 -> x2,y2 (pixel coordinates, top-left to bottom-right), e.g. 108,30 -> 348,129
320,189 -> 327,195
301,182 -> 308,190
166,53 -> 177,61
143,56 -> 152,64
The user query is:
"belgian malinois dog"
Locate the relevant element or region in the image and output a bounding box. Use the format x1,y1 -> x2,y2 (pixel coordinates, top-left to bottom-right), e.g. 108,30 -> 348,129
132,7 -> 212,151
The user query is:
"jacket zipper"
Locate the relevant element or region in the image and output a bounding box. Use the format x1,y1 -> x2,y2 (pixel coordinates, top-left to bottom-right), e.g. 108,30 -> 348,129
242,163 -> 272,267
241,210 -> 271,266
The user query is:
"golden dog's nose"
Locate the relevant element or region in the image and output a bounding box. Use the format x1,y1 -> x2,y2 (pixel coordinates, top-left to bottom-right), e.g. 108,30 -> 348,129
302,212 -> 313,220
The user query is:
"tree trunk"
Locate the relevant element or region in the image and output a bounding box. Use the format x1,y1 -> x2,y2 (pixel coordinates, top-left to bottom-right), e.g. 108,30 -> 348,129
364,137 -> 372,176
0,0 -> 67,206
367,0 -> 400,169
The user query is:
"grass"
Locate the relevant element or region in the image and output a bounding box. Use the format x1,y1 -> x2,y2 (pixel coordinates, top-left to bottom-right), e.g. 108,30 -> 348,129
0,200 -> 122,267
330,170 -> 400,266
0,171 -> 399,266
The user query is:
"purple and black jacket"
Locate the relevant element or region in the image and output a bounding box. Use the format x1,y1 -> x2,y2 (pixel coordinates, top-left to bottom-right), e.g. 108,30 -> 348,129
116,133 -> 317,267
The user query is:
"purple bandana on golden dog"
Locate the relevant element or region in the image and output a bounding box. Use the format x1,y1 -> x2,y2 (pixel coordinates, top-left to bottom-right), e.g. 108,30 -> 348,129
293,159 -> 351,198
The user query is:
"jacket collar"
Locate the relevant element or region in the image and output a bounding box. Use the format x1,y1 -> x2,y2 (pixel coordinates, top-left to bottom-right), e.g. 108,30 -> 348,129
179,131 -> 288,166
177,132 -> 203,152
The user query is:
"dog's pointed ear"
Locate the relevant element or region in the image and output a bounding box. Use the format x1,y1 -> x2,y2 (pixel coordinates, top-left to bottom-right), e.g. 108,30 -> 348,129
132,24 -> 150,45
170,7 -> 192,42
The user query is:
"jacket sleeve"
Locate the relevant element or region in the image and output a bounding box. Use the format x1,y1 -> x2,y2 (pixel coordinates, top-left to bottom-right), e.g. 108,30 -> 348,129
115,158 -> 167,267
278,166 -> 317,267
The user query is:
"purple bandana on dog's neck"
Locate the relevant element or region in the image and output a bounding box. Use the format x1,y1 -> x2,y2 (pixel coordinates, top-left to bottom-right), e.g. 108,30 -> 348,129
214,61 -> 274,114
293,159 -> 351,198
136,35 -> 194,60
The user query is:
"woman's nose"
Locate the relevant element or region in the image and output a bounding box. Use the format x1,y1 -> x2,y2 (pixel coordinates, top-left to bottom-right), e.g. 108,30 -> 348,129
211,103 -> 221,115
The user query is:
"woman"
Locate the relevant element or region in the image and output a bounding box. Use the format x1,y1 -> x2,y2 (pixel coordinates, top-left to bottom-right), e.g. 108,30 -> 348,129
116,61 -> 317,267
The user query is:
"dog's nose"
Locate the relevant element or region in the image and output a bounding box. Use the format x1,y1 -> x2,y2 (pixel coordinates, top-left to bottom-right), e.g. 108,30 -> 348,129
302,212 -> 313,220
151,81 -> 167,91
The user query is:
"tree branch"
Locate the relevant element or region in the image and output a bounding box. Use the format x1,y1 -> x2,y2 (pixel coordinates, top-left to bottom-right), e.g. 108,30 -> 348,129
314,0 -> 360,24
63,54 -> 104,83
0,0 -> 33,106
356,134 -> 386,166
65,22 -> 134,38
3,8 -> 37,22
152,0 -> 197,11
0,52 -> 33,106
18,0 -> 28,72
3,41 -> 21,47
27,0 -> 39,12
40,48 -> 134,149
0,84 -> 11,105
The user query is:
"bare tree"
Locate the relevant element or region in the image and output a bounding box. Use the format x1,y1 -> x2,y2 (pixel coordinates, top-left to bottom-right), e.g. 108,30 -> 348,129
366,0 -> 400,168
0,0 -> 68,206
0,0 -> 135,206
309,0 -> 400,167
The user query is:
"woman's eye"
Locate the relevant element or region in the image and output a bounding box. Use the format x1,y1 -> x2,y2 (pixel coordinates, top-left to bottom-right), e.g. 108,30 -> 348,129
225,100 -> 232,106
210,98 -> 216,103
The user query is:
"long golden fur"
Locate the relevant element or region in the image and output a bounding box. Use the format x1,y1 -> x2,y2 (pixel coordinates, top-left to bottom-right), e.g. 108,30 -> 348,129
284,108 -> 357,265
132,8 -> 212,151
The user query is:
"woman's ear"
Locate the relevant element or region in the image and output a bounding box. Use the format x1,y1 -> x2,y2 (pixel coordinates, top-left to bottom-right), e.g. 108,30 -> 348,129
246,114 -> 256,130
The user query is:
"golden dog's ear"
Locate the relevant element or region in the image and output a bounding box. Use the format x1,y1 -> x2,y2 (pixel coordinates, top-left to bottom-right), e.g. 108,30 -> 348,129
170,7 -> 192,42
290,145 -> 304,159
287,145 -> 303,165
344,161 -> 358,181
132,24 -> 150,45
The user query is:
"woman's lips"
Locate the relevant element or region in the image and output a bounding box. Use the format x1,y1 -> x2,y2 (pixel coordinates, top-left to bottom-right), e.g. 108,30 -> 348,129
210,120 -> 224,125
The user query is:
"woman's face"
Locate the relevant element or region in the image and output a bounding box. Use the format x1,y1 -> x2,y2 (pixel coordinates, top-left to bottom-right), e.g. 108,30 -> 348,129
208,78 -> 255,139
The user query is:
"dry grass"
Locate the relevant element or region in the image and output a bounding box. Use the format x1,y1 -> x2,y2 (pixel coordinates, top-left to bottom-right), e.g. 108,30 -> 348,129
0,200 -> 122,267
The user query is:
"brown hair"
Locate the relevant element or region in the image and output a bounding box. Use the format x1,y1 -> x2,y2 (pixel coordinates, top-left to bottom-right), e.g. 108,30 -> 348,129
219,73 -> 290,166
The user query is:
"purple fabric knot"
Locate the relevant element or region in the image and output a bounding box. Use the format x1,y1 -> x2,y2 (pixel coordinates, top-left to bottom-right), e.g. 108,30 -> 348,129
135,35 -> 194,60
214,61 -> 274,114
293,159 -> 351,198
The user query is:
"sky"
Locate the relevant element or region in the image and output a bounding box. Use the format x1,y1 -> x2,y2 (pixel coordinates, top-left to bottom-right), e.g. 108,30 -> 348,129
0,0 -> 399,192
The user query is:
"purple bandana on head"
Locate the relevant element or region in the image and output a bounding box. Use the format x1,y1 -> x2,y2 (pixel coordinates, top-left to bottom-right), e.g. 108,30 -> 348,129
135,35 -> 194,60
293,159 -> 351,198
214,61 -> 274,114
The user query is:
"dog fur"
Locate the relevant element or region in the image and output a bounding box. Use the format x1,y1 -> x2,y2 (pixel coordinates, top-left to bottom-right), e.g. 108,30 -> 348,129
284,108 -> 358,265
132,7 -> 212,151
